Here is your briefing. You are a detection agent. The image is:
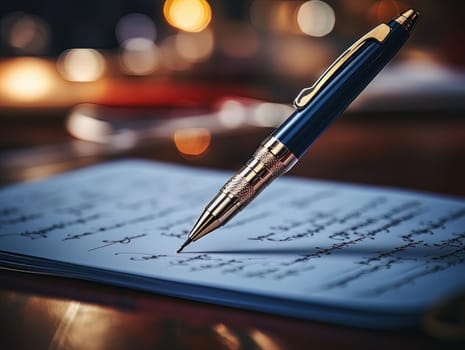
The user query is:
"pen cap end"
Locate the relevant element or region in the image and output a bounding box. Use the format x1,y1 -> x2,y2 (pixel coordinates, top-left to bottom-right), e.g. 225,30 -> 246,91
394,8 -> 420,32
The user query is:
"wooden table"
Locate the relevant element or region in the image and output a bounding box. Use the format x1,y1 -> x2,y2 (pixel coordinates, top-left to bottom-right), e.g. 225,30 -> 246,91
1,108 -> 464,349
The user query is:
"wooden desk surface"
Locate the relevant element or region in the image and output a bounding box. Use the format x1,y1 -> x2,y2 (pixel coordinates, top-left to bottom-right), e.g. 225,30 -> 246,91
1,111 -> 464,349
2,269 -> 463,350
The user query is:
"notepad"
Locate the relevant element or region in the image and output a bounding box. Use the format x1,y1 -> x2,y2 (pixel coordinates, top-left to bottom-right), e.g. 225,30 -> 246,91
1,160 -> 464,329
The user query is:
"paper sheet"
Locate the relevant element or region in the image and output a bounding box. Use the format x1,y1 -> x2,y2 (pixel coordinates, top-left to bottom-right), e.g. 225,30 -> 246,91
1,160 -> 464,328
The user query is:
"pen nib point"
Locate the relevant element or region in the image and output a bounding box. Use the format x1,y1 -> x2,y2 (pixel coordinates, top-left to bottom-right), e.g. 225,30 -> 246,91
177,238 -> 192,253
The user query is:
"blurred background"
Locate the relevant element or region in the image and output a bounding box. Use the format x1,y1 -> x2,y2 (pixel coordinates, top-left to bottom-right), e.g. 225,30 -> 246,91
2,2 -> 465,347
0,0 -> 464,195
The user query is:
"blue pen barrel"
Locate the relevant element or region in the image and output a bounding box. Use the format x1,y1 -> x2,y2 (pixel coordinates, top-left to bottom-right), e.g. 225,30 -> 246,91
272,20 -> 411,158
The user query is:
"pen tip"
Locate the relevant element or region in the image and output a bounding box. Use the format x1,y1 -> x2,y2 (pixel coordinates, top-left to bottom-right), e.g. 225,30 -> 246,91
177,238 -> 192,253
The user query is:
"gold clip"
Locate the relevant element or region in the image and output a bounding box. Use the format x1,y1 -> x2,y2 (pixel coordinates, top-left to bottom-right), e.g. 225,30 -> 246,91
293,24 -> 392,109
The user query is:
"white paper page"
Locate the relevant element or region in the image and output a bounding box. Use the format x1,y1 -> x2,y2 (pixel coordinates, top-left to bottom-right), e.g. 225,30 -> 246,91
1,160 -> 464,322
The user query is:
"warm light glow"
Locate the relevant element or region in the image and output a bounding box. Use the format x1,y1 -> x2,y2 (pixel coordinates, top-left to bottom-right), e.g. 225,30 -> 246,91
297,0 -> 335,37
0,57 -> 55,102
120,38 -> 161,75
163,0 -> 212,32
175,28 -> 214,63
1,12 -> 50,54
19,296 -> 115,350
174,128 -> 211,156
57,48 -> 105,82
368,0 -> 405,23
249,329 -> 281,350
53,303 -> 111,350
213,323 -> 240,350
115,13 -> 156,44
269,36 -> 332,77
270,1 -> 302,34
250,1 -> 301,34
160,35 -> 192,71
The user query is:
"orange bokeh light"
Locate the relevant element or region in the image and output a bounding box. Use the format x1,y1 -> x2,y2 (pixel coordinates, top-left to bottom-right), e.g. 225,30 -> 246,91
368,0 -> 406,23
173,128 -> 211,156
0,57 -> 56,102
163,0 -> 211,32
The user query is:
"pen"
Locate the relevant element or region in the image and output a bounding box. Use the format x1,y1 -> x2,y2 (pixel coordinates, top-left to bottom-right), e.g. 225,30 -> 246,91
178,8 -> 419,253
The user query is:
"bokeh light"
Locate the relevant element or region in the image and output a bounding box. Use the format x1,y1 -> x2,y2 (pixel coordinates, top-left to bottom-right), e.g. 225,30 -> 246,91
57,48 -> 106,82
250,0 -> 301,34
115,13 -> 157,44
160,35 -> 192,71
67,107 -> 112,143
249,329 -> 281,350
270,1 -> 301,34
218,99 -> 248,128
252,102 -> 294,127
297,0 -> 336,37
174,128 -> 211,156
213,323 -> 241,350
163,0 -> 212,32
368,0 -> 405,23
0,58 -> 56,102
1,12 -> 50,54
120,38 -> 161,75
269,36 -> 332,77
175,28 -> 214,63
